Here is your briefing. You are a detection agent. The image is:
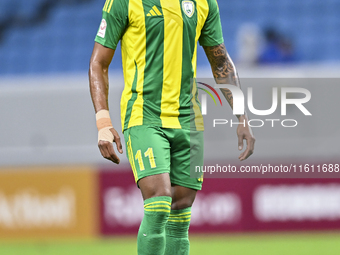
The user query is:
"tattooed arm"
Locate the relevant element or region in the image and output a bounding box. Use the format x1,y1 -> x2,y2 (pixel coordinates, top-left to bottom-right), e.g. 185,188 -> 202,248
203,43 -> 240,115
203,43 -> 255,161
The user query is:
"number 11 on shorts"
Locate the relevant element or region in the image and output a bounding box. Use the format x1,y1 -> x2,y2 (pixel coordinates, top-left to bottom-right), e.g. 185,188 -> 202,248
135,148 -> 156,170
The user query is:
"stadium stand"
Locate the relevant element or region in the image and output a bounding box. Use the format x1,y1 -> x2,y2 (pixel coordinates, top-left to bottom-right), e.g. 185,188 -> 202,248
0,0 -> 339,75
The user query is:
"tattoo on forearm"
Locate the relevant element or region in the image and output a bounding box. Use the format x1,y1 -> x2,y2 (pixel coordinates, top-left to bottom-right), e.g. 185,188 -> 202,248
203,43 -> 241,118
220,88 -> 233,107
203,43 -> 238,82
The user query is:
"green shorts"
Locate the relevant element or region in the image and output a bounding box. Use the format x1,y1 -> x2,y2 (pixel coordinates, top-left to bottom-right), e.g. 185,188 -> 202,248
123,125 -> 204,190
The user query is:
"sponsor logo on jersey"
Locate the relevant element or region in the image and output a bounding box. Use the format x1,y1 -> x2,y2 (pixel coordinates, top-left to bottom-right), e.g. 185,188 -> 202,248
97,19 -> 107,38
147,5 -> 162,17
182,1 -> 195,18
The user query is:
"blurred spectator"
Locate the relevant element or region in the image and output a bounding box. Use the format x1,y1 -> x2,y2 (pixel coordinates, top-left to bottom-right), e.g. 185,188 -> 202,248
258,28 -> 296,64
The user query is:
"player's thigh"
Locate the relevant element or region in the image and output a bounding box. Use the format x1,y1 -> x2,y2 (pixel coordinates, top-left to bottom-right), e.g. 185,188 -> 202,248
167,129 -> 204,191
124,125 -> 172,198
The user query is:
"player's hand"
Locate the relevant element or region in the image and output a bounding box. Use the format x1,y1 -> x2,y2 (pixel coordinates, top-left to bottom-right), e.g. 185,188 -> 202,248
237,115 -> 255,161
98,127 -> 123,164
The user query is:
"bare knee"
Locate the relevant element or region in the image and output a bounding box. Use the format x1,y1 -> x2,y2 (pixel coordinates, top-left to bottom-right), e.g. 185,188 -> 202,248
138,173 -> 172,200
145,187 -> 171,199
171,196 -> 195,210
171,185 -> 197,210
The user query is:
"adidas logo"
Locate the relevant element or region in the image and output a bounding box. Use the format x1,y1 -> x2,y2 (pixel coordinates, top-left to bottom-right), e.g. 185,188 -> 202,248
147,6 -> 162,16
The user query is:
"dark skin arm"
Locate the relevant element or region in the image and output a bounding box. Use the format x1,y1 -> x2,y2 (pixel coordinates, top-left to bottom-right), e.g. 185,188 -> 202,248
89,42 -> 123,164
203,43 -> 255,161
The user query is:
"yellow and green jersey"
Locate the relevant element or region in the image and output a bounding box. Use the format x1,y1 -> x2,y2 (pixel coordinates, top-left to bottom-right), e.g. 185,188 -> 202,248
95,0 -> 224,132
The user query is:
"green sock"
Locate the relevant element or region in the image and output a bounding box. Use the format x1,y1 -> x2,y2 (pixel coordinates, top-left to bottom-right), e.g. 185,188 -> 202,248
164,207 -> 192,255
137,196 -> 172,255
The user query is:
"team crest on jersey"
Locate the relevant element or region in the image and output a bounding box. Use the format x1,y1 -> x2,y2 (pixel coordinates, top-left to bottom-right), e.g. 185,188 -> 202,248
182,1 -> 195,18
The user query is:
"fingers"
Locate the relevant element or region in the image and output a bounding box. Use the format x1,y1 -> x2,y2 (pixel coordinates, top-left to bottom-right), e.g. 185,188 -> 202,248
98,140 -> 120,164
110,128 -> 123,154
239,135 -> 255,161
237,120 -> 255,161
98,128 -> 123,164
238,134 -> 243,151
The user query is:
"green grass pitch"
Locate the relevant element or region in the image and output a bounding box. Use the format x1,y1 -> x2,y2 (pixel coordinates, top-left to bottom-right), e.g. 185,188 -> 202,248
1,233 -> 340,255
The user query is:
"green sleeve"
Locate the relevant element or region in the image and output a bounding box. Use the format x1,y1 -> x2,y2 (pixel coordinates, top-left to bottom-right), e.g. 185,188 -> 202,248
199,0 -> 224,47
95,0 -> 129,50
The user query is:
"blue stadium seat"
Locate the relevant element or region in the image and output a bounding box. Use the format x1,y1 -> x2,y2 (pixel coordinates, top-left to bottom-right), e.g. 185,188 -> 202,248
0,0 -> 15,23
0,0 -> 340,75
16,0 -> 45,21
